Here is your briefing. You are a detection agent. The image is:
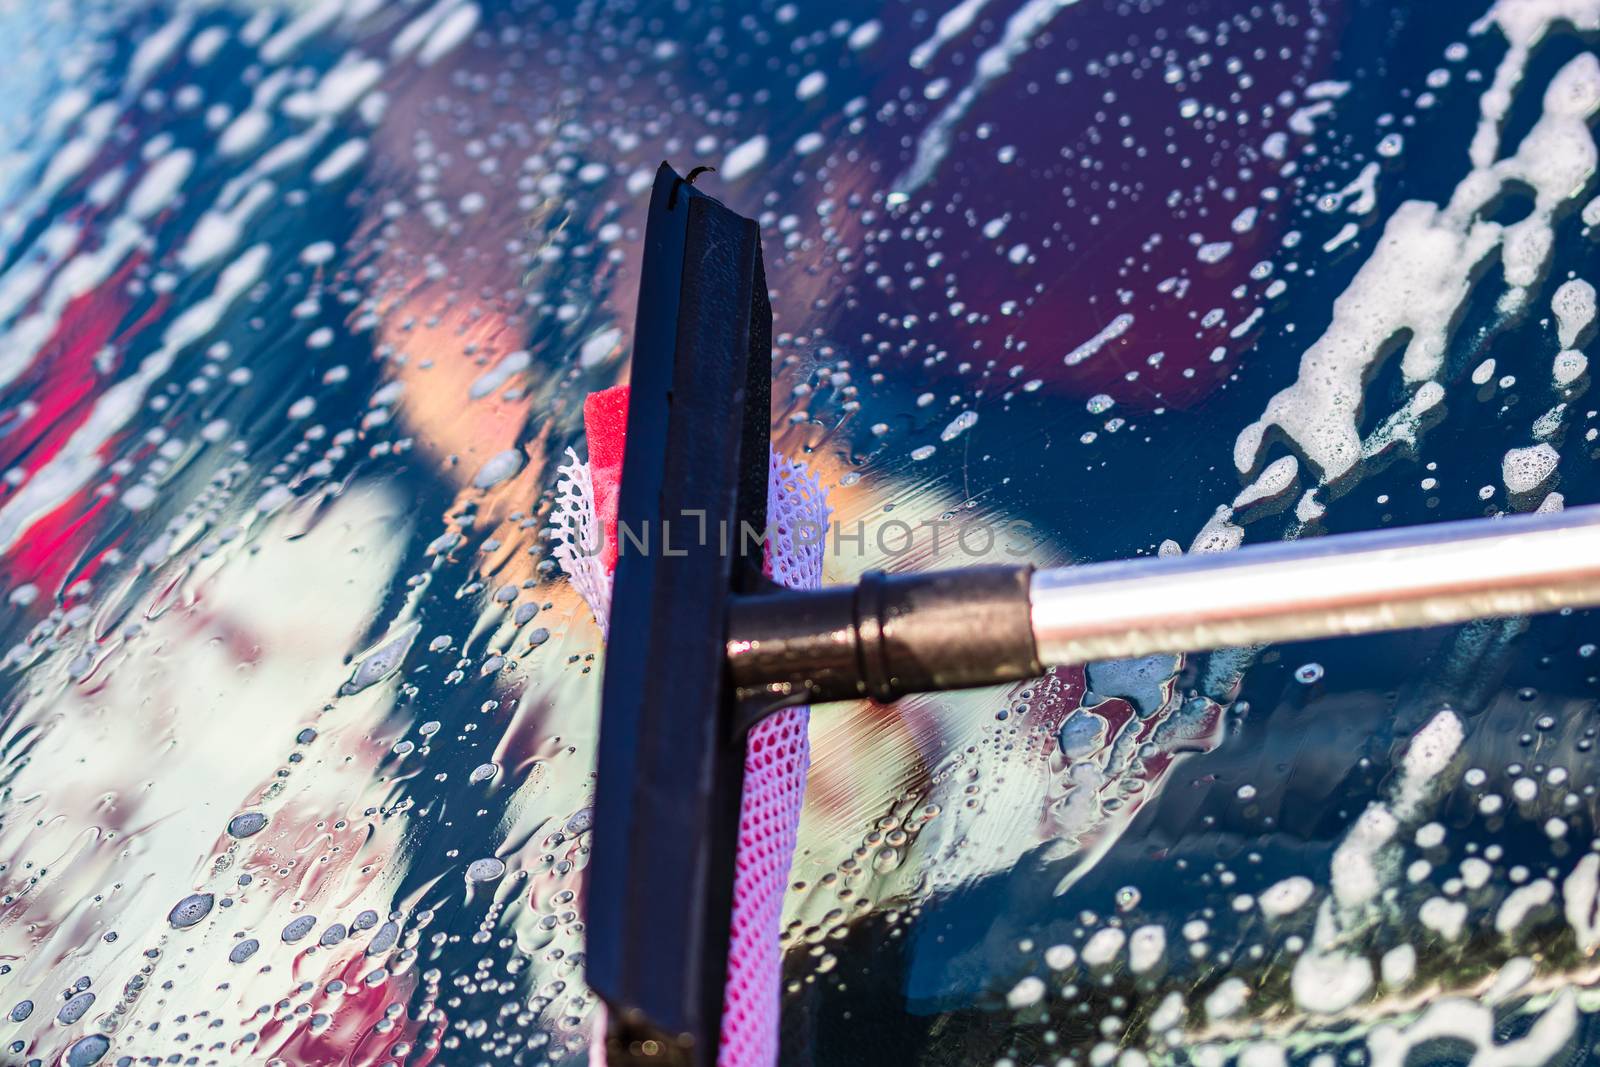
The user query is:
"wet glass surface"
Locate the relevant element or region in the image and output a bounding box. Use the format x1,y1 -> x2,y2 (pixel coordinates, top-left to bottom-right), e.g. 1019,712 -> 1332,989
1,0 -> 1599,1065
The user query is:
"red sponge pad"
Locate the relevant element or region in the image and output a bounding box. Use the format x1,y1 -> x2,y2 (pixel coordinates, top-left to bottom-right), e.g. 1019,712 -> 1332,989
583,385 -> 631,573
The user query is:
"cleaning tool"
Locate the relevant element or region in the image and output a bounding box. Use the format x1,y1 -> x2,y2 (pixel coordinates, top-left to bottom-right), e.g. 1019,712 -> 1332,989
565,164 -> 1600,1067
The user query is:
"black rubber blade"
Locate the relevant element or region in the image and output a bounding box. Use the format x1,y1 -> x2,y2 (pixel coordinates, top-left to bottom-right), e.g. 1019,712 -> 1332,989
585,163 -> 772,1066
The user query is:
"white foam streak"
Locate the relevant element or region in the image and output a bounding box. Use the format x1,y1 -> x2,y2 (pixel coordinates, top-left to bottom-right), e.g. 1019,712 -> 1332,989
418,3 -> 480,65
36,102 -> 117,204
894,0 -> 1080,194
0,218 -> 145,392
125,12 -> 192,95
126,148 -> 194,221
0,245 -> 270,556
1064,312 -> 1134,366
179,181 -> 276,270
260,0 -> 345,64
1470,0 -> 1600,168
1234,50 -> 1600,486
0,221 -> 78,326
909,0 -> 996,69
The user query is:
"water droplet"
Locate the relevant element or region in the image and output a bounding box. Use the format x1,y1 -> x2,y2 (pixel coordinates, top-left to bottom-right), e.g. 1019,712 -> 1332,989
57,990 -> 95,1024
1058,711 -> 1105,760
340,625 -> 418,695
226,812 -> 268,838
367,920 -> 399,955
64,1034 -> 111,1067
466,858 -> 506,883
167,892 -> 214,929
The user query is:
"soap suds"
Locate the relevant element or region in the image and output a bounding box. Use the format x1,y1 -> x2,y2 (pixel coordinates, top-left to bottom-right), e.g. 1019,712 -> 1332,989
1065,313 -> 1135,366
1234,51 -> 1600,486
1259,876 -> 1315,919
1552,278 -> 1595,347
1502,442 -> 1559,495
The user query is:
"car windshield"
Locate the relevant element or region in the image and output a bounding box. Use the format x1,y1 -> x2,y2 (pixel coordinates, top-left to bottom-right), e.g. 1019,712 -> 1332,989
2,0 -> 1598,1065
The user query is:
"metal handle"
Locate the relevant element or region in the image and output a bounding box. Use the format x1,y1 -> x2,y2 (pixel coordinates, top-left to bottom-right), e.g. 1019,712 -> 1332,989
727,505 -> 1600,707
1030,504 -> 1600,665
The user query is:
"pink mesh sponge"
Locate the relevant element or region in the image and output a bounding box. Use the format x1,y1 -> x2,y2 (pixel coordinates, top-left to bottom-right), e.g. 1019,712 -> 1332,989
550,385 -> 830,1067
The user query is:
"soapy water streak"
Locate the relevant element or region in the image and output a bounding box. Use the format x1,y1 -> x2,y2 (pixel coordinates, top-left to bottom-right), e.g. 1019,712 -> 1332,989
1147,2 -> 1600,1063
1218,2 -> 1600,550
0,0 -> 1594,1064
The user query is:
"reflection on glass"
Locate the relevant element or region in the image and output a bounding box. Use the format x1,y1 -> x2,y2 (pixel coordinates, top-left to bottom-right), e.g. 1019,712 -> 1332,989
0,0 -> 1597,1065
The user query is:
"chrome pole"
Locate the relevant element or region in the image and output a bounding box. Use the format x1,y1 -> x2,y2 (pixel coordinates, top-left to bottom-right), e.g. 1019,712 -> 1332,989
728,505 -> 1600,706
1030,504 -> 1600,666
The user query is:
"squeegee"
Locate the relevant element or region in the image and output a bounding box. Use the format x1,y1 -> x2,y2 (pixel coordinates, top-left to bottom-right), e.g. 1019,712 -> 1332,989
579,164 -> 1600,1067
